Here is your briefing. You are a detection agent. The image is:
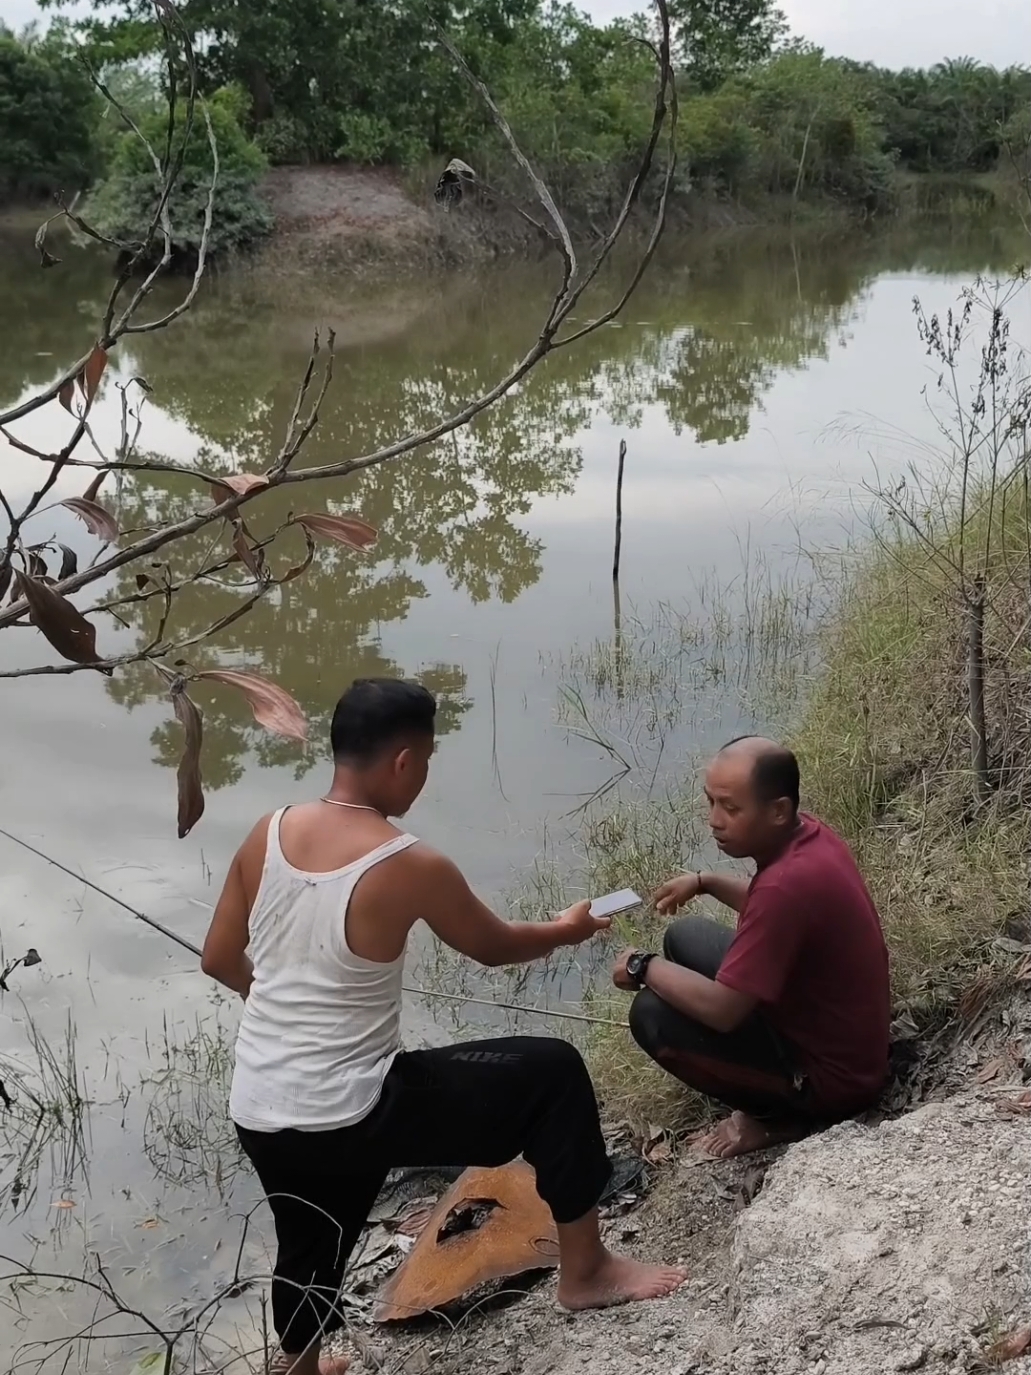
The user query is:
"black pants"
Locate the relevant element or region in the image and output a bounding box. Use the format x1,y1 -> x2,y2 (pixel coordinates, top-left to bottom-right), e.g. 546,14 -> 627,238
630,916 -> 818,1123
236,1036 -> 610,1353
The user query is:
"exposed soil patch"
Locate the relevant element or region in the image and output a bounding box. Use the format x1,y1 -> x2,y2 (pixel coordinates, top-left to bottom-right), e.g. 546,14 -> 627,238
263,166 -> 434,246
257,165 -> 463,277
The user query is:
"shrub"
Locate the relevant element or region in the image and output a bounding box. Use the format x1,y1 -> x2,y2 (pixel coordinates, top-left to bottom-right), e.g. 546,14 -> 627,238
87,87 -> 272,258
680,91 -> 756,191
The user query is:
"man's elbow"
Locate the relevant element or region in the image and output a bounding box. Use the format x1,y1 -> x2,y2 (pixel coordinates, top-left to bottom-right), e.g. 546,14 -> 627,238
711,993 -> 755,1035
200,948 -> 224,981
477,948 -> 510,969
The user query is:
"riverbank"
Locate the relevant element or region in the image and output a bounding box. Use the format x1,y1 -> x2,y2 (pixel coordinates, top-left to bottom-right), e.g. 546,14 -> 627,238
251,164 -> 1031,278
458,267 -> 1031,1135
5,164 -> 1018,284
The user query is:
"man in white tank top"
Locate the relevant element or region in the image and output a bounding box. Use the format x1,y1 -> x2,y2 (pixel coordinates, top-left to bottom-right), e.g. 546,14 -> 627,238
202,678 -> 685,1375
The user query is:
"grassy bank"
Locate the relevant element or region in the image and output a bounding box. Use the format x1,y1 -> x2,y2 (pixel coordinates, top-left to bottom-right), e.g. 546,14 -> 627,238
507,276 -> 1031,1132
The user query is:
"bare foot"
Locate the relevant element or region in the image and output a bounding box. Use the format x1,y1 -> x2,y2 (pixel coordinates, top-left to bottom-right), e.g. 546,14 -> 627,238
557,1250 -> 688,1311
691,1110 -> 805,1160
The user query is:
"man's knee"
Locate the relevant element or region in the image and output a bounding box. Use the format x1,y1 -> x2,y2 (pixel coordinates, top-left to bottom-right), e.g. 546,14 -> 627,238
505,1035 -> 591,1083
663,914 -> 732,973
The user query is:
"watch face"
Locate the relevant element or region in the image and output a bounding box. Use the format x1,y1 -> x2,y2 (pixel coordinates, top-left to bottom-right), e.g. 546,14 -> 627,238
627,952 -> 647,979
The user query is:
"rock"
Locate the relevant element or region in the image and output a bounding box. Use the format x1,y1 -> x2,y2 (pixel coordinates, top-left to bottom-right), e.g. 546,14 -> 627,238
710,1091 -> 1031,1375
894,1346 -> 928,1371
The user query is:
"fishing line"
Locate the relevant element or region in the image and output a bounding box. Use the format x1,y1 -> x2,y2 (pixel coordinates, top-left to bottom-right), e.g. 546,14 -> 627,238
0,826 -> 630,1029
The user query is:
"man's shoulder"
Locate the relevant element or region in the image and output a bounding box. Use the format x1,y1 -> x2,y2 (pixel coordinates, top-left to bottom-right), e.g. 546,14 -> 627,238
754,816 -> 862,893
791,814 -> 856,866
377,838 -> 461,887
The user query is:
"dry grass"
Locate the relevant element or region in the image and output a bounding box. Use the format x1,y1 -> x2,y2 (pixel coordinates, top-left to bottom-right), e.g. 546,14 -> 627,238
795,503 -> 1031,1022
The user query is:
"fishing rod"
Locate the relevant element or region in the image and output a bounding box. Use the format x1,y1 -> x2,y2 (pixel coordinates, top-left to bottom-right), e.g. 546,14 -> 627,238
0,825 -> 630,1030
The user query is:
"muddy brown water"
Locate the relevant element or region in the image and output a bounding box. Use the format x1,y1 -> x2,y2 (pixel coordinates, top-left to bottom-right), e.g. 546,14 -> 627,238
0,213 -> 1028,1366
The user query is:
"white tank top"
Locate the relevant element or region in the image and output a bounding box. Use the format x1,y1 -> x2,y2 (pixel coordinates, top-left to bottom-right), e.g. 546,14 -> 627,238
229,807 -> 418,1132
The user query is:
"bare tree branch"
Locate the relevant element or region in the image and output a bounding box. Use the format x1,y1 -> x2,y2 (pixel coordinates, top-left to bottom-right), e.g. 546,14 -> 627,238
0,0 -> 676,838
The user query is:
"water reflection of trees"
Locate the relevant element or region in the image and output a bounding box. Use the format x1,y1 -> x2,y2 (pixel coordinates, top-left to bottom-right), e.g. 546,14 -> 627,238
6,217 -> 1028,786
103,342 -> 591,788
0,227 -> 110,410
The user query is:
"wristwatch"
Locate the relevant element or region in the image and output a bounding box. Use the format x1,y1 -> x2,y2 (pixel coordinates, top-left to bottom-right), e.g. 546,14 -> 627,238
625,950 -> 657,989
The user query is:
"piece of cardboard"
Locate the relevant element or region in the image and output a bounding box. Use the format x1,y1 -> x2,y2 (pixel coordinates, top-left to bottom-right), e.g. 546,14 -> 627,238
374,1161 -> 558,1322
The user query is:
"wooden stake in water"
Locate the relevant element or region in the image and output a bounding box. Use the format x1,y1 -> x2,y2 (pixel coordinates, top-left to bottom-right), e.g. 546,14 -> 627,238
612,438 -> 627,583
612,438 -> 627,701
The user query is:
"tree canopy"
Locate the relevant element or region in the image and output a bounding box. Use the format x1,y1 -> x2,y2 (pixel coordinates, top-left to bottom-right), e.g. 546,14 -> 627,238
6,0 -> 1030,224
0,22 -> 101,201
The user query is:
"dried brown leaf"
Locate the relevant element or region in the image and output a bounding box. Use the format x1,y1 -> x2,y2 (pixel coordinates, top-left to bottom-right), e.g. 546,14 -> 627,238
210,472 -> 269,505
82,344 -> 108,402
61,497 -> 119,544
83,471 -> 108,503
643,1123 -> 672,1164
14,571 -> 106,671
280,529 -> 317,584
996,1090 -> 1031,1117
172,688 -> 204,839
292,512 -> 378,552
35,221 -> 61,268
51,1199 -> 75,1209
194,669 -> 308,744
985,1327 -> 1031,1363
232,524 -> 264,580
57,544 -> 78,580
58,378 -> 78,414
975,1057 -> 1004,1084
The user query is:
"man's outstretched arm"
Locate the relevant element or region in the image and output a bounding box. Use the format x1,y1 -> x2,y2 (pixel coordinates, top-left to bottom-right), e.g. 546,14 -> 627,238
654,870 -> 751,916
417,851 -> 610,966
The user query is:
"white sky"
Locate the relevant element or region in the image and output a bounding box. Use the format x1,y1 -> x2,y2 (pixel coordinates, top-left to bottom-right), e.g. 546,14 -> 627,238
3,0 -> 1029,69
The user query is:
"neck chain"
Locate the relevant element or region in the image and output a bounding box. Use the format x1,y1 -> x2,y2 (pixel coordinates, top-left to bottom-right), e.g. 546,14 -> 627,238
318,797 -> 382,815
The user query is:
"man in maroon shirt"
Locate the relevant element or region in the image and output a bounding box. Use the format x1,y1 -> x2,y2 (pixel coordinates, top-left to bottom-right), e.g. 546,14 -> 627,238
613,736 -> 890,1158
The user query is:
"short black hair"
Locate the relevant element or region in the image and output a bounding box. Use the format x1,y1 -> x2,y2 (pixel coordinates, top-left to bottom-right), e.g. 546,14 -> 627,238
330,678 -> 436,763
720,735 -> 800,812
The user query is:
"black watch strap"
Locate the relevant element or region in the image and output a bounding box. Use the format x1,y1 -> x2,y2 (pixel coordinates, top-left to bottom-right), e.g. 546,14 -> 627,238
627,950 -> 656,989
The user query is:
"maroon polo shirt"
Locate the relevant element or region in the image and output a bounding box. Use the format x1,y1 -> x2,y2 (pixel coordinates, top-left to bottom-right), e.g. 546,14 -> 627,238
716,814 -> 891,1113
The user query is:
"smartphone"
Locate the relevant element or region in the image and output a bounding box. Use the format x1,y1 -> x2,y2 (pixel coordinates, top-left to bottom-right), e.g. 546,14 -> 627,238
589,888 -> 643,920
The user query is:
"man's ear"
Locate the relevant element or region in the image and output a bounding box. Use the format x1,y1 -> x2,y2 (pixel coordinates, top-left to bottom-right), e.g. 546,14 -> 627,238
770,798 -> 794,829
394,745 -> 412,775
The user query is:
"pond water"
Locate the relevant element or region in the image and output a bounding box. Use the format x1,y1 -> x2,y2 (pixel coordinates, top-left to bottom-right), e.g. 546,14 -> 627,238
0,210 -> 1028,1366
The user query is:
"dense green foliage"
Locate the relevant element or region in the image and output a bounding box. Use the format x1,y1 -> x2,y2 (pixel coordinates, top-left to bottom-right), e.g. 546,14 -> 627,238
0,23 -> 101,201
86,86 -> 273,258
875,59 -> 1031,173
10,0 -> 1031,228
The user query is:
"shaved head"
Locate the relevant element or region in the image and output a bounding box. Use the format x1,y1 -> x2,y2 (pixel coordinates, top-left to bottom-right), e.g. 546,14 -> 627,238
718,736 -> 800,812
704,736 -> 802,862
